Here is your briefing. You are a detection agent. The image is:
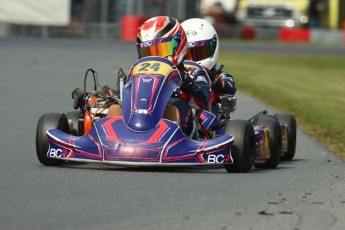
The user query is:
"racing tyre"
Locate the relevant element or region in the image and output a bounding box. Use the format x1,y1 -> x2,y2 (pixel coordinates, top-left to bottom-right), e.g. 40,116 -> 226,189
275,113 -> 297,160
66,111 -> 82,135
36,113 -> 69,166
254,117 -> 282,169
224,120 -> 255,173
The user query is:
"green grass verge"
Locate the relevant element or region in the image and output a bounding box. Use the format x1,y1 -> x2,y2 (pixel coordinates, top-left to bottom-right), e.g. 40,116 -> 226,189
220,51 -> 345,159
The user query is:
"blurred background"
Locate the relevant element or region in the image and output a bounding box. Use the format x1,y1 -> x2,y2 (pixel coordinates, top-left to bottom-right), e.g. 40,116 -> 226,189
0,0 -> 344,43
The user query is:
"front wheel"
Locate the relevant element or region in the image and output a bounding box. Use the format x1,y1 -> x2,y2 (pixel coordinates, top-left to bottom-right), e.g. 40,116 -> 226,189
254,116 -> 282,169
224,120 -> 255,173
36,113 -> 69,166
66,111 -> 83,136
275,113 -> 297,160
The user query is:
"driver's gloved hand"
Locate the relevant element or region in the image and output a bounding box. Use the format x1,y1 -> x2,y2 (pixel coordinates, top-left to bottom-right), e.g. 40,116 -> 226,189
180,73 -> 194,94
213,63 -> 224,74
212,76 -> 225,93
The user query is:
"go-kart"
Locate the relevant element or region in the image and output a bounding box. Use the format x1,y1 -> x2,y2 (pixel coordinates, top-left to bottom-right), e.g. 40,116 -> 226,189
36,57 -> 296,173
37,57 -> 237,172
181,61 -> 297,169
250,110 -> 296,168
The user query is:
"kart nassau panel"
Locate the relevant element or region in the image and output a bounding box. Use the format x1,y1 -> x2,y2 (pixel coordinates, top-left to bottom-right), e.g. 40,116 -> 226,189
253,125 -> 270,161
122,56 -> 182,132
46,116 -> 234,165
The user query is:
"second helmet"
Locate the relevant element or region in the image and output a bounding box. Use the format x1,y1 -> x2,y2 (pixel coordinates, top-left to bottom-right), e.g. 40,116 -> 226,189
181,18 -> 219,69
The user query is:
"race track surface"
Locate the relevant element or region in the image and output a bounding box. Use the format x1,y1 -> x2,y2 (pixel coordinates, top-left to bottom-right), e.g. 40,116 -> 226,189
1,37 -> 345,230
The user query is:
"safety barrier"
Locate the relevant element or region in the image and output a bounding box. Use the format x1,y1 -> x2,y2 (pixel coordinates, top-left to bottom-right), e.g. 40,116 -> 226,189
233,26 -> 343,43
120,16 -> 148,42
343,21 -> 345,43
279,28 -> 310,42
3,21 -> 344,44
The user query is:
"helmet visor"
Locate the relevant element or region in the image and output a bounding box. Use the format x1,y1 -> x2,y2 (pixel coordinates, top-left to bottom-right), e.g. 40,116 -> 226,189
187,35 -> 217,62
137,36 -> 177,59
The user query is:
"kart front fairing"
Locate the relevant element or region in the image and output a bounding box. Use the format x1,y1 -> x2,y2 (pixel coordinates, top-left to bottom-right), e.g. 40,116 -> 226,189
45,56 -> 234,166
46,116 -> 234,165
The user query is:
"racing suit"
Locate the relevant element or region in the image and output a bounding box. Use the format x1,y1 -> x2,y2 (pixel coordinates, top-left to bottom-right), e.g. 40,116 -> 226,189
169,63 -> 210,137
205,63 -> 236,115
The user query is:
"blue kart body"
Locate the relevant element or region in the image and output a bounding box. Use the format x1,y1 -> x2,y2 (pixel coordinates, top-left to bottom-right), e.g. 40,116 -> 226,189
47,117 -> 233,165
46,57 -> 234,166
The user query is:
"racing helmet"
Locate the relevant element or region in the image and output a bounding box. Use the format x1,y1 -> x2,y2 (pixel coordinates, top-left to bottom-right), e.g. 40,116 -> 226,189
181,18 -> 219,69
136,16 -> 188,66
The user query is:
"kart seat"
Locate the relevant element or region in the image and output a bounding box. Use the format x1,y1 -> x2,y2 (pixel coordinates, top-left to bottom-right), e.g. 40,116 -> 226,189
163,104 -> 180,123
107,104 -> 180,124
107,104 -> 122,116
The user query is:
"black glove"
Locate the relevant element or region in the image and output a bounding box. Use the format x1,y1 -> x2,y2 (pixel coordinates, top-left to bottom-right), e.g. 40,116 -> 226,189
212,76 -> 225,93
205,64 -> 223,81
213,63 -> 224,74
180,73 -> 194,94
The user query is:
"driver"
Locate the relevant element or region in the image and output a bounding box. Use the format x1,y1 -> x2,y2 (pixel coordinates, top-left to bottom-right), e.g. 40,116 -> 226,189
135,16 -> 211,137
181,18 -> 236,115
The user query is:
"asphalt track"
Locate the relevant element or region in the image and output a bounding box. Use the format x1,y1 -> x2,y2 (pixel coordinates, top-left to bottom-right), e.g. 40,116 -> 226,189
1,37 -> 345,230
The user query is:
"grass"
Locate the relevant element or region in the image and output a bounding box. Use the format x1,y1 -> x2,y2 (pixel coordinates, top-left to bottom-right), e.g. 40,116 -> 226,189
219,51 -> 345,159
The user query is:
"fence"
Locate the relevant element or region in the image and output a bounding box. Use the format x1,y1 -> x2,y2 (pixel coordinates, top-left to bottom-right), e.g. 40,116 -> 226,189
0,0 -> 199,40
1,0 -> 343,44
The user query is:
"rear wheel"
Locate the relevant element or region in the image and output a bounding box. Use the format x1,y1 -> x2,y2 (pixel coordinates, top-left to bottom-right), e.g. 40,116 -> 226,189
275,113 -> 297,160
254,116 -> 282,169
224,120 -> 255,173
36,113 -> 69,166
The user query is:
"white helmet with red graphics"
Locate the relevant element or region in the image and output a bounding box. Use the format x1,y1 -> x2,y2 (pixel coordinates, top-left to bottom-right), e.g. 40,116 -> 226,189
181,18 -> 219,69
136,16 -> 188,66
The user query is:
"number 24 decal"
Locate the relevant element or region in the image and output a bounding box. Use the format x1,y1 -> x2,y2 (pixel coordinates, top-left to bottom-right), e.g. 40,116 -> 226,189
138,62 -> 161,72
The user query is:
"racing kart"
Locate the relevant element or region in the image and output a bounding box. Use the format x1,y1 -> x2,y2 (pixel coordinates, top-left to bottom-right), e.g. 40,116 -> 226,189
181,61 -> 297,169
250,110 -> 296,167
36,57 -> 296,173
